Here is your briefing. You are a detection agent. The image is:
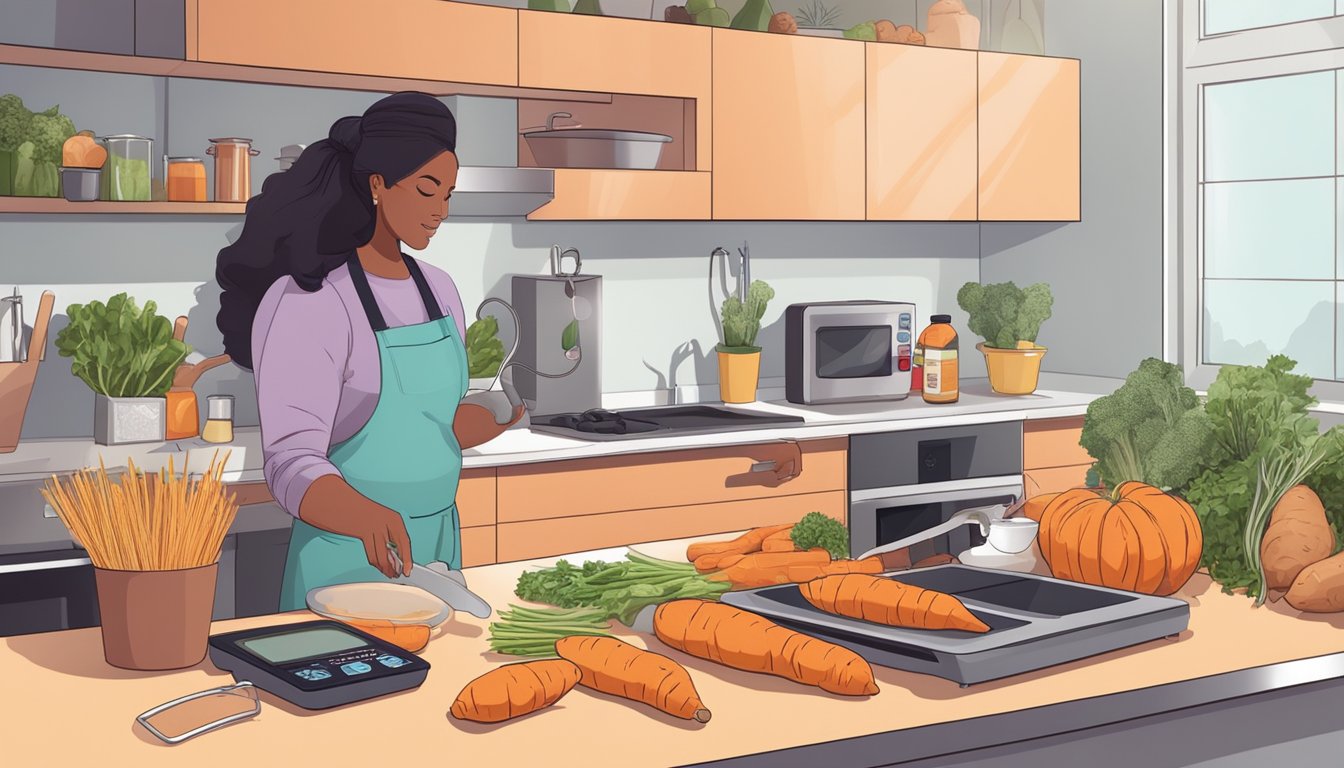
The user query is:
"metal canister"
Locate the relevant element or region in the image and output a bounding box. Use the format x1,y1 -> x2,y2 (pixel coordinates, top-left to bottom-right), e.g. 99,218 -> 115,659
206,138 -> 260,203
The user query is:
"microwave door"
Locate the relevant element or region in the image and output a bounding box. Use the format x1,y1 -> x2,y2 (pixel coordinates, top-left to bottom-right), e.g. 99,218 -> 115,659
804,310 -> 908,403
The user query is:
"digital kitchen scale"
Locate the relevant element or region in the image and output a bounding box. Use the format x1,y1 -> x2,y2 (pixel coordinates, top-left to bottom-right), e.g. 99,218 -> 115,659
720,565 -> 1190,686
208,620 -> 430,710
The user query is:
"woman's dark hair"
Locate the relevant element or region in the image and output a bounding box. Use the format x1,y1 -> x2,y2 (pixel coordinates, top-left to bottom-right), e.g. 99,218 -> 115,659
216,91 -> 457,369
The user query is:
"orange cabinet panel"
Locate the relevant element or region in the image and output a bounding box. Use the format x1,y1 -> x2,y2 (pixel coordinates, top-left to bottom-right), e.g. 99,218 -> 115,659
1024,464 -> 1092,498
496,491 -> 846,562
460,525 -> 496,568
867,44 -> 977,221
497,438 -> 847,523
457,468 -> 496,528
978,52 -> 1080,221
518,11 -> 712,171
711,29 -> 865,220
1023,416 -> 1090,470
527,170 -> 710,220
196,0 -> 518,86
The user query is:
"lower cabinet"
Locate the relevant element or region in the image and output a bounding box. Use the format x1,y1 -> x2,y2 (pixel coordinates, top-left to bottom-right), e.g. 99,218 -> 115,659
1022,416 -> 1093,496
457,468 -> 497,567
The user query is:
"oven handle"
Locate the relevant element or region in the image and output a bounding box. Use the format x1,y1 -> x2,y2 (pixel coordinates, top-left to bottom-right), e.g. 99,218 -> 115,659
850,476 -> 1025,506
0,556 -> 93,574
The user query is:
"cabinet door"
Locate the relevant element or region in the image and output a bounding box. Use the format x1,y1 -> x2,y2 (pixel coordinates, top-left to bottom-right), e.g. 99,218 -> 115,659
518,11 -> 712,171
867,45 -> 977,221
1023,416 -> 1090,470
978,52 -> 1080,221
711,29 -> 865,220
527,170 -> 711,220
195,0 -> 518,86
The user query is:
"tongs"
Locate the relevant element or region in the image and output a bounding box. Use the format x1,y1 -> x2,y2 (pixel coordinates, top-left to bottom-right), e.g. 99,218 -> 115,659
855,503 -> 1010,561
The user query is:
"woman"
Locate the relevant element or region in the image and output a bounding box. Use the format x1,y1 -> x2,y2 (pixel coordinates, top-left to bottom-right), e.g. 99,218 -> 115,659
217,92 -> 522,611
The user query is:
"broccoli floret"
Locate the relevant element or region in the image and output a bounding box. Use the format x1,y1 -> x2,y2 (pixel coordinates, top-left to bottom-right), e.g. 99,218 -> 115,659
843,21 -> 877,40
790,512 -> 849,559
957,281 -> 1054,349
28,108 -> 76,165
0,94 -> 33,151
1079,358 -> 1213,491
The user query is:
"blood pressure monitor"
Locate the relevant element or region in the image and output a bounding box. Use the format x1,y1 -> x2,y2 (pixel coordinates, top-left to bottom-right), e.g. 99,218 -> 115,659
208,620 -> 430,710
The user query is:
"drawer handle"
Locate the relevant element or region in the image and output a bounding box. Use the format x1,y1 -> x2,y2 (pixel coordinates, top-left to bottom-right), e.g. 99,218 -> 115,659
740,440 -> 803,486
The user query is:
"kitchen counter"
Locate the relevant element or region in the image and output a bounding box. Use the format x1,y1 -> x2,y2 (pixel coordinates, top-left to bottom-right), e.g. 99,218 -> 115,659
0,379 -> 1108,485
4,534 -> 1342,767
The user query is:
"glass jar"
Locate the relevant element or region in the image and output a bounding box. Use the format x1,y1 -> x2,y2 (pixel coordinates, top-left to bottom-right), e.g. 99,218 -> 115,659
101,135 -> 153,201
202,395 -> 234,444
166,157 -> 207,202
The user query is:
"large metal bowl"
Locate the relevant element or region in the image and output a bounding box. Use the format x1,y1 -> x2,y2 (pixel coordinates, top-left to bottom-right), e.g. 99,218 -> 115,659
523,128 -> 673,170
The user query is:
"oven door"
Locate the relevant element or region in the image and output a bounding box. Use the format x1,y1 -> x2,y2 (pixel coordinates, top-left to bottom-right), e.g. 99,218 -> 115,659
802,308 -> 912,403
0,550 -> 100,636
849,475 -> 1025,564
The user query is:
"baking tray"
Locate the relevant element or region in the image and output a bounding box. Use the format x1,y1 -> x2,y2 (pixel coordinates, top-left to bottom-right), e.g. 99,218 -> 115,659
719,565 -> 1190,686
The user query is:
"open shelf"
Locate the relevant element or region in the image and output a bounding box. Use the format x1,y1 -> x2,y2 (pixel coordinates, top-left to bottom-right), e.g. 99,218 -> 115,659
0,198 -> 247,215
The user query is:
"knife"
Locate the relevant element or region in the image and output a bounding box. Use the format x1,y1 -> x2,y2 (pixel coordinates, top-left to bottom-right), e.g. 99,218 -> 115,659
386,544 -> 493,619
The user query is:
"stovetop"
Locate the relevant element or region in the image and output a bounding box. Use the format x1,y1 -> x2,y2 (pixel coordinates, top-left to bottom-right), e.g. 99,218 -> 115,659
529,405 -> 806,440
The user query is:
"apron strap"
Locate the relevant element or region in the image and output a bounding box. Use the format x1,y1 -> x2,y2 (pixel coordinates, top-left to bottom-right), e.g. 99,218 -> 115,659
346,253 -> 444,333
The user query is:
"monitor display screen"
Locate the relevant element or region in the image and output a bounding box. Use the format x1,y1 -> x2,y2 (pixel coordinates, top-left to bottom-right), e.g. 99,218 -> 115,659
239,627 -> 368,664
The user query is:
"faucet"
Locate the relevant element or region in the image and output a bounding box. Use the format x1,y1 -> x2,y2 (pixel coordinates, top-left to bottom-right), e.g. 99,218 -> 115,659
736,240 -> 751,301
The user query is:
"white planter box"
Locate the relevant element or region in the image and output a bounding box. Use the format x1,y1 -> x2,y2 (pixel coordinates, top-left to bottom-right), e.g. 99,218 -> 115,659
94,395 -> 166,445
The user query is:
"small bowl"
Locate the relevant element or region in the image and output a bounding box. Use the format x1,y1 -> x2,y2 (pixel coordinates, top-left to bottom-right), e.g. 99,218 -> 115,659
306,582 -> 452,653
986,517 -> 1040,554
60,167 -> 102,202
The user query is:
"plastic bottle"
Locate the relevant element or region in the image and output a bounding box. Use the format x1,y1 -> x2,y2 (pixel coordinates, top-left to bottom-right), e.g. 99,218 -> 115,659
917,314 -> 959,404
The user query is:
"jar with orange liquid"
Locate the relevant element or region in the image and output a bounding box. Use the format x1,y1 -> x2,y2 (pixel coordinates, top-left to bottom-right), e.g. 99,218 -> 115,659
166,157 -> 207,202
917,314 -> 959,404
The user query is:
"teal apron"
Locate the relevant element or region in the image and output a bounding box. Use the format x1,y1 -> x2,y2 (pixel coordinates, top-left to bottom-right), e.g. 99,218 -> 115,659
278,253 -> 468,612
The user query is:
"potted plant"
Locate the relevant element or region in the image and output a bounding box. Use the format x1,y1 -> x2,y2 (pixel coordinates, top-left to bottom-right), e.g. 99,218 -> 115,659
56,292 -> 190,445
956,281 -> 1053,395
717,280 -> 775,403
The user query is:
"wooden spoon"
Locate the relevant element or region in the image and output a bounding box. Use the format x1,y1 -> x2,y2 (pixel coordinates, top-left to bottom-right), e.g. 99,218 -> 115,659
170,315 -> 231,388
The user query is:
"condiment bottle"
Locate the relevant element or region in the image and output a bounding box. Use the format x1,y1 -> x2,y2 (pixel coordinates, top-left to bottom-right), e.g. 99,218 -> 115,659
202,395 -> 235,444
917,314 -> 959,404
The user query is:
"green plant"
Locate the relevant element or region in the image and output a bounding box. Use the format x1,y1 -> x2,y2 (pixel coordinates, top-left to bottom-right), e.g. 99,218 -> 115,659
956,281 -> 1053,349
790,511 -> 849,559
514,550 -> 730,627
465,315 -> 506,379
1079,358 -> 1213,491
796,0 -> 842,27
0,94 -> 33,151
718,280 -> 774,353
55,293 -> 191,398
731,0 -> 774,30
526,0 -> 571,10
843,20 -> 877,40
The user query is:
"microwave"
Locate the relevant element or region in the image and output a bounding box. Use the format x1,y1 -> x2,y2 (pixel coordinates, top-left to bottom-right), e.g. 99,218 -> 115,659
785,300 -> 915,405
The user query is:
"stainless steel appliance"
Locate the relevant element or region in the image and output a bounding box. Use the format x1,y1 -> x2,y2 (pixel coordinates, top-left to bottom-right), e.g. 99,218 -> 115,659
522,111 -> 673,170
785,300 -> 916,405
848,422 -> 1024,565
511,247 -> 601,416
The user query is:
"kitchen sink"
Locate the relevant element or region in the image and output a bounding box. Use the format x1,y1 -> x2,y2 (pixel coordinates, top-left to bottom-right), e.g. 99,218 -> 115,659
529,404 -> 805,440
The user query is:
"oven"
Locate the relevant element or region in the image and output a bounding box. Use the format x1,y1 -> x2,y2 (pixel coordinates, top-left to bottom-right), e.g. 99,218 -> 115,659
785,300 -> 915,405
0,478 -> 100,636
849,421 -> 1024,564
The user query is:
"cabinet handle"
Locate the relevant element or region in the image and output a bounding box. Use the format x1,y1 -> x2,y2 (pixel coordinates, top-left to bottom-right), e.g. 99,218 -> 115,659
740,440 -> 803,486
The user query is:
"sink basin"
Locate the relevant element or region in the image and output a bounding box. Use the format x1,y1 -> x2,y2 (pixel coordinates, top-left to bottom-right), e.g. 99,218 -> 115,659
522,128 -> 673,170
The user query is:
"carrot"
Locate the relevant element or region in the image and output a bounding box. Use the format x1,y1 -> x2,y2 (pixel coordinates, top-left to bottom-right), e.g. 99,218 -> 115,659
686,523 -> 794,564
760,527 -> 798,553
799,574 -> 990,633
555,635 -> 711,722
449,659 -> 581,723
342,619 -> 431,653
706,550 -> 883,589
654,599 -> 878,696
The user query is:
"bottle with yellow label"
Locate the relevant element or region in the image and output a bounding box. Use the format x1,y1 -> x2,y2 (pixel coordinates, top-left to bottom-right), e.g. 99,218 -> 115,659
917,314 -> 959,404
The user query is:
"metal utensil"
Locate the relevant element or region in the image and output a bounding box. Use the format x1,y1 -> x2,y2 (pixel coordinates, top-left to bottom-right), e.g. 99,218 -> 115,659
855,504 -> 1009,561
0,288 -> 23,363
386,545 -> 492,619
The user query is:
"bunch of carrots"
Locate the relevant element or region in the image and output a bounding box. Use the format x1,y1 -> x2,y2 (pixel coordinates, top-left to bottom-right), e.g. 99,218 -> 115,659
688,520 -> 884,589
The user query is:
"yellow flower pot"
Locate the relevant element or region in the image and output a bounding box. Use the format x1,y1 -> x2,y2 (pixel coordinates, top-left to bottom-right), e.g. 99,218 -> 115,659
977,341 -> 1047,395
717,349 -> 761,403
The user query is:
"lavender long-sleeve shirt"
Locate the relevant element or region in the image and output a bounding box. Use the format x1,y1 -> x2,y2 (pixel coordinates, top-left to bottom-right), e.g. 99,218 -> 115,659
252,261 -> 467,518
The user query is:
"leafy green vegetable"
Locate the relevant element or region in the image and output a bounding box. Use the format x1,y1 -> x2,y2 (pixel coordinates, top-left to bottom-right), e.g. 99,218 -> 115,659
527,0 -> 571,10
1079,358 -> 1212,490
0,97 -> 72,197
791,511 -> 849,559
28,106 -> 75,165
572,0 -> 602,14
55,293 -> 191,398
514,550 -> 730,626
465,315 -> 505,379
956,281 -> 1054,350
843,21 -> 877,40
0,94 -> 33,152
718,280 -> 774,352
487,605 -> 612,657
731,0 -> 774,30
695,6 -> 730,25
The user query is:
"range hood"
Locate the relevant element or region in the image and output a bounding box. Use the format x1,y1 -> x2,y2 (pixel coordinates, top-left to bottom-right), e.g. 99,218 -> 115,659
449,166 -> 554,218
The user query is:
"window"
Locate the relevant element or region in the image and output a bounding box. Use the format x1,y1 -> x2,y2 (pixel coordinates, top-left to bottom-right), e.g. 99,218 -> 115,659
1175,2 -> 1344,393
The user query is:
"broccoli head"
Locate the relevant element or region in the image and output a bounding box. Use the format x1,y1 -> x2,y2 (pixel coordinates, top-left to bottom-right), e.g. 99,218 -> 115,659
1079,357 -> 1213,491
790,511 -> 849,559
0,94 -> 34,151
957,281 -> 1053,349
28,107 -> 76,165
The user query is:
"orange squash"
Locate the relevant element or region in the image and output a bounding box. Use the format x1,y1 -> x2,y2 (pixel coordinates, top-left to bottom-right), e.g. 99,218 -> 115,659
1020,492 -> 1060,522
1037,481 -> 1202,596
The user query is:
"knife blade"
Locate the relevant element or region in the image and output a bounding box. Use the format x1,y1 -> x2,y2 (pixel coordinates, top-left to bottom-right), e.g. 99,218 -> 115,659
386,545 -> 493,619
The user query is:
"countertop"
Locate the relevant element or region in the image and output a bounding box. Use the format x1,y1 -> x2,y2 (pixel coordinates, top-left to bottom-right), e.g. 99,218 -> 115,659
0,379 -> 1109,485
4,534 -> 1342,767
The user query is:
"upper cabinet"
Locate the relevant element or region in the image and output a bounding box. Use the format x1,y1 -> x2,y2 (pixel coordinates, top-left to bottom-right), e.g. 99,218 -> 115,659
867,45 -> 978,221
193,0 -> 519,86
711,29 -> 866,221
978,52 -> 1081,221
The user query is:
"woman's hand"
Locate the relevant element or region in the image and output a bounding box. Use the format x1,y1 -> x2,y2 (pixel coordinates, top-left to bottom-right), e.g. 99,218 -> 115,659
298,475 -> 413,578
454,402 -> 525,450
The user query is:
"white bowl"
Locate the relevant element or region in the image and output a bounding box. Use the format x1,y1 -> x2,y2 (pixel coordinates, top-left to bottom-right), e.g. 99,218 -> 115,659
986,517 -> 1039,554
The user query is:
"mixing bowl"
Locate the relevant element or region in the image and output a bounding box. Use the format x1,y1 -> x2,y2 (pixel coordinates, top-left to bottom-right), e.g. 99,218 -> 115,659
306,582 -> 452,653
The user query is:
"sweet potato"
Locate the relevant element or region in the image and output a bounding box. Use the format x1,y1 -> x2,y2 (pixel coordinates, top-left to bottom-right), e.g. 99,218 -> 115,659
1261,485 -> 1336,591
1284,551 -> 1344,613
449,659 -> 580,723
556,635 -> 711,722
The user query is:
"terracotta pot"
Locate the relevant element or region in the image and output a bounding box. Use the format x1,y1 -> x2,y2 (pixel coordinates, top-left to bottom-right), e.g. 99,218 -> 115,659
95,563 -> 218,671
717,349 -> 761,403
977,342 -> 1046,395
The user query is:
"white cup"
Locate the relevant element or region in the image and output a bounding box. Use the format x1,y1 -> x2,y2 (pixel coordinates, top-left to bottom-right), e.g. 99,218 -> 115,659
986,517 -> 1039,554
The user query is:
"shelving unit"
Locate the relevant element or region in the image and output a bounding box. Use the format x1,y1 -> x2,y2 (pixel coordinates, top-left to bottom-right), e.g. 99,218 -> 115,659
0,199 -> 246,215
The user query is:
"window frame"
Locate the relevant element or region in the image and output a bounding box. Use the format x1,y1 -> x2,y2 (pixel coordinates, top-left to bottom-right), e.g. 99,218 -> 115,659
1170,0 -> 1344,399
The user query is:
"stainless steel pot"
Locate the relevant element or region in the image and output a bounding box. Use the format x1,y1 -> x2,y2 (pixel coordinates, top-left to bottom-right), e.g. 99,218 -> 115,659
523,112 -> 672,170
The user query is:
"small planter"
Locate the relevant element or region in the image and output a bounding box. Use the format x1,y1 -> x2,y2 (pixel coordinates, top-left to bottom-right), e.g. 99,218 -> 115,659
94,394 -> 166,445
95,563 -> 218,670
978,342 -> 1046,395
717,349 -> 762,403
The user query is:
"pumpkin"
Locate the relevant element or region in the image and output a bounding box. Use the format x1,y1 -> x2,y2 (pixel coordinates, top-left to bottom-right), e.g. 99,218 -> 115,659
1020,492 -> 1060,523
1037,481 -> 1203,596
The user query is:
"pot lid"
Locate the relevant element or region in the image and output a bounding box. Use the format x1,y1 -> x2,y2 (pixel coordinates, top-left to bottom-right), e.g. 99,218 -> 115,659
100,134 -> 151,141
167,156 -> 204,162
207,137 -> 255,144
